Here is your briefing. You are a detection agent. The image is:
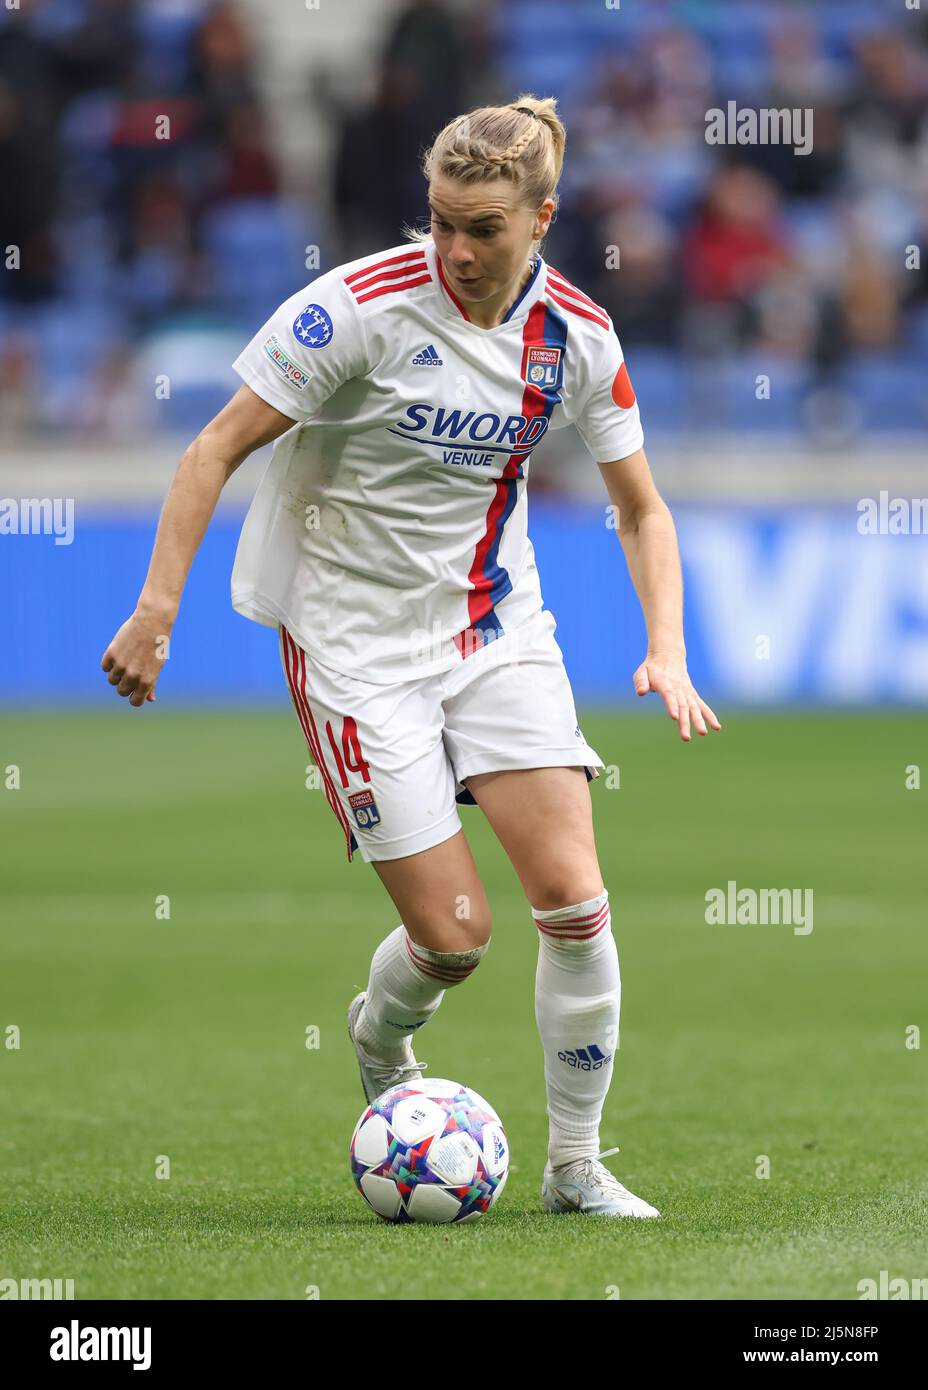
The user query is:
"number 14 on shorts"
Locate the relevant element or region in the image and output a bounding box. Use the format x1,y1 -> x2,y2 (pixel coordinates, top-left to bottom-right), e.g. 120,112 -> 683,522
324,717 -> 382,829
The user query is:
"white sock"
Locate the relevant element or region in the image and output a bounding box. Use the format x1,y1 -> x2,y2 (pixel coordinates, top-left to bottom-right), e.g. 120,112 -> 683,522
532,889 -> 620,1168
355,924 -> 489,1061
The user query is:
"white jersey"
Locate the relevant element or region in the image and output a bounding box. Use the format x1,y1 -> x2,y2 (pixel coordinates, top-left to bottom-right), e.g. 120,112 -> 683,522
230,237 -> 644,683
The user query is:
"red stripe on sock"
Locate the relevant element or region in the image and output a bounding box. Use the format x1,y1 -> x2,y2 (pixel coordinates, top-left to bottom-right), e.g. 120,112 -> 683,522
404,937 -> 479,982
533,902 -> 610,938
536,922 -> 607,941
533,902 -> 610,927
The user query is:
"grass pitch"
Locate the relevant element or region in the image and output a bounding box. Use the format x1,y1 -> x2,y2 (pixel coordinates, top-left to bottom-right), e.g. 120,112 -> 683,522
1,708 -> 925,1300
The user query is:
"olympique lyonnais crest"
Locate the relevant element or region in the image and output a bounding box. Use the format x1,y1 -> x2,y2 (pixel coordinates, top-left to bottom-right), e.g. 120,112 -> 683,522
523,345 -> 562,391
349,789 -> 381,828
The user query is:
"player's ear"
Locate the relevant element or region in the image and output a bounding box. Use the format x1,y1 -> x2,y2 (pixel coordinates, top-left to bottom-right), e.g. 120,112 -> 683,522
532,202 -> 553,239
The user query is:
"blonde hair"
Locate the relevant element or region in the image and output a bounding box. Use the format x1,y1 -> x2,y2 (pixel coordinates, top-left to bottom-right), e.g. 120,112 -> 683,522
406,94 -> 566,254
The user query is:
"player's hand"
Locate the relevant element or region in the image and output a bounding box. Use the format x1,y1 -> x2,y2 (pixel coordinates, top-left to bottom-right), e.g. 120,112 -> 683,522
101,608 -> 173,708
633,651 -> 721,742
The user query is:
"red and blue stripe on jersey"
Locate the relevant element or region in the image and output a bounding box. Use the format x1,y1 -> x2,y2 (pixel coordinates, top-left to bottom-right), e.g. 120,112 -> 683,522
453,297 -> 568,658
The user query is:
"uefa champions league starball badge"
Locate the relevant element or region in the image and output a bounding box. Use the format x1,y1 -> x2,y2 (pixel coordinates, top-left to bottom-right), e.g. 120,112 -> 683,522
291,303 -> 334,349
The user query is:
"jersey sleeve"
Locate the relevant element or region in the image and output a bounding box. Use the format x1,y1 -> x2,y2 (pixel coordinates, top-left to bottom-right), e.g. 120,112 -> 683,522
232,270 -> 369,422
574,323 -> 644,464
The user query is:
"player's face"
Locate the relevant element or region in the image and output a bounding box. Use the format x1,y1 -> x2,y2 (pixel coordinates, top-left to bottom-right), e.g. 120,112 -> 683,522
428,175 -> 549,304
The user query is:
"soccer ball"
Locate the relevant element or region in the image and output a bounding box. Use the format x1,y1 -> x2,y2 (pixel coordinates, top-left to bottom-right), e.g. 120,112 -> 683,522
350,1077 -> 510,1224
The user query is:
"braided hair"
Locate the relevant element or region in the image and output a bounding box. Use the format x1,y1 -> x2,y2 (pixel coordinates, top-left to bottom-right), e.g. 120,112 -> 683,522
406,94 -> 566,254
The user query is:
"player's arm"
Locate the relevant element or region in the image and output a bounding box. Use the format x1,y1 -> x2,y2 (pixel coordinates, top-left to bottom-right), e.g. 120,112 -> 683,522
101,385 -> 296,708
598,447 -> 721,741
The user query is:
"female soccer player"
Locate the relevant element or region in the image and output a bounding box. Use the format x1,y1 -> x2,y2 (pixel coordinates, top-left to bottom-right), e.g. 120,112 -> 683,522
102,95 -> 720,1219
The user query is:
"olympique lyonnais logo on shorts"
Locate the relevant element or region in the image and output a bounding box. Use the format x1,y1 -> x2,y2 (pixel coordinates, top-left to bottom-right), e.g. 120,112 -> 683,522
523,345 -> 562,391
263,335 -> 310,389
348,789 -> 381,829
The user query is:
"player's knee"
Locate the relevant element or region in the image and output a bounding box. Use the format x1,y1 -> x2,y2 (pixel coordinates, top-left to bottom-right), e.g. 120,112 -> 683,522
446,909 -> 492,953
529,876 -> 606,914
405,918 -> 491,986
447,886 -> 492,949
460,895 -> 492,946
403,903 -> 491,953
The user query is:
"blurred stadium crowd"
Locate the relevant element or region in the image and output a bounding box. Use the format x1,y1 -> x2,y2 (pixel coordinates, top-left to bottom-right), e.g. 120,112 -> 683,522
1,0 -> 927,440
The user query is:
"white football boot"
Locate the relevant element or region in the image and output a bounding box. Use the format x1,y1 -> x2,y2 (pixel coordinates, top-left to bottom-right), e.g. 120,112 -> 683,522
347,992 -> 427,1105
542,1146 -> 662,1218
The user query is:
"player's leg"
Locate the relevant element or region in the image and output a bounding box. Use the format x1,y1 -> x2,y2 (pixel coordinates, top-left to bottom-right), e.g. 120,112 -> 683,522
464,764 -> 658,1216
463,765 -> 616,1157
372,827 -> 491,952
278,625 -> 492,1097
442,611 -> 659,1215
352,829 -> 492,1069
462,764 -> 603,908
441,617 -> 615,1168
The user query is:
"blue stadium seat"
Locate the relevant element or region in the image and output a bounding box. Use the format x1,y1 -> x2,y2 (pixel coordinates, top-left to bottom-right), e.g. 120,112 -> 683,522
722,356 -> 810,433
26,299 -> 121,380
202,198 -> 321,325
133,326 -> 245,435
152,383 -> 236,434
904,306 -> 928,358
134,4 -> 203,91
623,350 -> 686,432
23,0 -> 91,40
839,356 -> 928,432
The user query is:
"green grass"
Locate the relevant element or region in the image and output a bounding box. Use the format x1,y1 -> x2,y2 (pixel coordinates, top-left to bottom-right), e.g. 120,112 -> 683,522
1,708 -> 925,1299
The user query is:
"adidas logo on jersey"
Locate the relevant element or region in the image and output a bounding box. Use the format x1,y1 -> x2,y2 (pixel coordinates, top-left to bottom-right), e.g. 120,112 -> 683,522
411,343 -> 443,366
558,1043 -> 612,1071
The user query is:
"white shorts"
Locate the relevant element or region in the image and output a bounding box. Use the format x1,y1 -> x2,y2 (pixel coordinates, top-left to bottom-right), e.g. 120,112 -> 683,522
278,607 -> 604,864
